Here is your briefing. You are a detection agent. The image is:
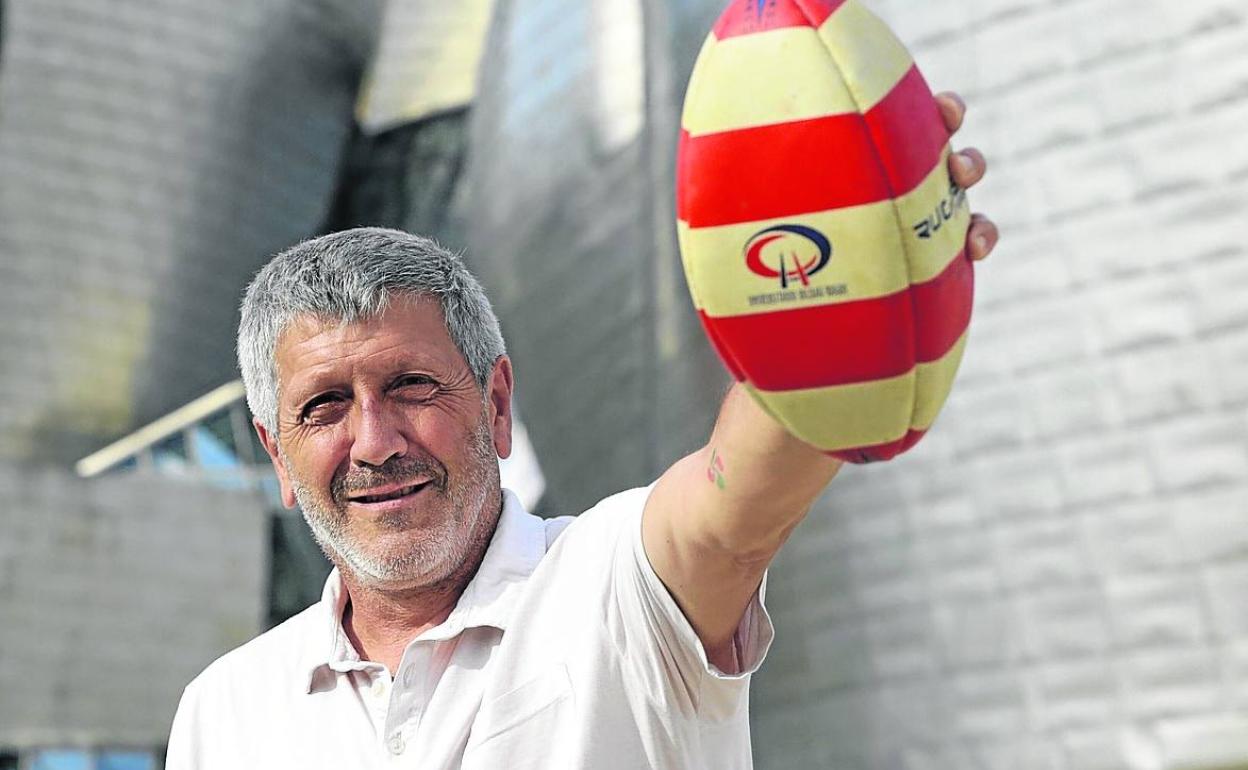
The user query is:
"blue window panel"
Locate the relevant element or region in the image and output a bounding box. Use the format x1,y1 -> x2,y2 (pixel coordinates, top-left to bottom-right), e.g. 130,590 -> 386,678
99,752 -> 156,770
29,750 -> 90,770
192,425 -> 241,470
192,424 -> 251,490
153,430 -> 190,473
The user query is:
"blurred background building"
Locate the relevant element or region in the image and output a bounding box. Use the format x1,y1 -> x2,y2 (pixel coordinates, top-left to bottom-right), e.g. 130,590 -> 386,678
1,0 -> 1246,767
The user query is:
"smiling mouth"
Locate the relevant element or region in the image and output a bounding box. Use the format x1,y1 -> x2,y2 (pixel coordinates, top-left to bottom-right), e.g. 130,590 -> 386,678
349,482 -> 430,504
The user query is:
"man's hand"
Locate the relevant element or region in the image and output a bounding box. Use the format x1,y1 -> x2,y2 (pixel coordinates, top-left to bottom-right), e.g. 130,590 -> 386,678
643,92 -> 998,671
936,91 -> 998,262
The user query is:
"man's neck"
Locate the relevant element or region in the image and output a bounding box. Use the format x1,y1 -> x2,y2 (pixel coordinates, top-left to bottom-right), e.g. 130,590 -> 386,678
339,499 -> 502,674
341,579 -> 462,674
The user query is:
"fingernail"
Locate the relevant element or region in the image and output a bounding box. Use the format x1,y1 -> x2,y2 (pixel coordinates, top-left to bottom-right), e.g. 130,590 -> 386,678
956,153 -> 974,174
974,234 -> 989,254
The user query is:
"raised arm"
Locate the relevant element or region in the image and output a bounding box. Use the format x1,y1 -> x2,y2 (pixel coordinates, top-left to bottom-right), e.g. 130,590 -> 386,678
642,93 -> 999,669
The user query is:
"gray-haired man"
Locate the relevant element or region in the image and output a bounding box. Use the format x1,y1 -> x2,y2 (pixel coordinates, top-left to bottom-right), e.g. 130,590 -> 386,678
167,96 -> 995,769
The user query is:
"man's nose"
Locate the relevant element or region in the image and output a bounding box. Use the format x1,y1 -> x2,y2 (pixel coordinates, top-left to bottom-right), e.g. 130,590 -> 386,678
349,402 -> 408,467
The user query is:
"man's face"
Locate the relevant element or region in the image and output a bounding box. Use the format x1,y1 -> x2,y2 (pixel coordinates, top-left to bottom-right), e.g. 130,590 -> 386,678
256,296 -> 513,591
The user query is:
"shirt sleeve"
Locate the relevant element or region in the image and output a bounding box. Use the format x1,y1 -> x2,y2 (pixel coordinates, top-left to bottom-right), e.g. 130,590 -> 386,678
610,486 -> 776,722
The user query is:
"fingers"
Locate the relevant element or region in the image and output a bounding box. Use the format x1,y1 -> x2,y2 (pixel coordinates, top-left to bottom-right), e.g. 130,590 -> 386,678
935,92 -> 995,261
968,213 -> 999,261
935,91 -> 966,134
950,147 -> 987,189
936,91 -> 984,189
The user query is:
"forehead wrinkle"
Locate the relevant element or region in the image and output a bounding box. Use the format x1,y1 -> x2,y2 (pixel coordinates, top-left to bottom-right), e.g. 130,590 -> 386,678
276,309 -> 468,408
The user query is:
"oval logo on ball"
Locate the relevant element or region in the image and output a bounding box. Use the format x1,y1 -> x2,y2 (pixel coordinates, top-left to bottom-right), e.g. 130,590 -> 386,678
744,225 -> 832,289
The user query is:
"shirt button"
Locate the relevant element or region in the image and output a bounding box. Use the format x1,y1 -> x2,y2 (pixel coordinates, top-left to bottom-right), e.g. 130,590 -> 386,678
372,679 -> 388,698
388,734 -> 406,755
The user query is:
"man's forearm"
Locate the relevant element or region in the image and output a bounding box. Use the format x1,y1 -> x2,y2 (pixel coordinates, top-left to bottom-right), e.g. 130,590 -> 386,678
689,383 -> 843,559
642,383 -> 842,659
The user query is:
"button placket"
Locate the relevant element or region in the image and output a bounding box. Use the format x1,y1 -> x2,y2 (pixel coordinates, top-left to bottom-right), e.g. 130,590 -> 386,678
364,668 -> 394,739
386,732 -> 406,755
371,677 -> 389,699
388,644 -> 431,742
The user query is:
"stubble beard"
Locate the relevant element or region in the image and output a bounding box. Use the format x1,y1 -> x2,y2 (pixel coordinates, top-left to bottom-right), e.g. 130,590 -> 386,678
285,416 -> 501,592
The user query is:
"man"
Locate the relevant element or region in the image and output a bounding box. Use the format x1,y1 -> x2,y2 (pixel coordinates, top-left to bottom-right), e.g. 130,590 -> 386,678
167,95 -> 996,769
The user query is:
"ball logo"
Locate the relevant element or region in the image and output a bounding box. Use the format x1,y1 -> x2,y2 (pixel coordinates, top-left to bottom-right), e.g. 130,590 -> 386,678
744,224 -> 833,289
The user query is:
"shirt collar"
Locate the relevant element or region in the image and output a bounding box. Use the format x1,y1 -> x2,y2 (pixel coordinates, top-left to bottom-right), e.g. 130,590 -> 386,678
300,489 -> 546,693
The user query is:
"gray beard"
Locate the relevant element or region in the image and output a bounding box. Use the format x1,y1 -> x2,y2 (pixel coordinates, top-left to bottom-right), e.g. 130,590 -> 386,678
286,418 -> 500,590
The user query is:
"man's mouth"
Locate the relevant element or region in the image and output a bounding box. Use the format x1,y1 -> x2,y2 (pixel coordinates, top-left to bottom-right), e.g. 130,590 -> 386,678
347,481 -> 430,504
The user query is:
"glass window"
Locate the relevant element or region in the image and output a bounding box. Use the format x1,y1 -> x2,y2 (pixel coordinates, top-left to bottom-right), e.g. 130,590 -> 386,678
28,750 -> 90,770
25,749 -> 157,770
191,425 -> 240,470
199,410 -> 238,456
99,751 -> 156,770
152,431 -> 189,470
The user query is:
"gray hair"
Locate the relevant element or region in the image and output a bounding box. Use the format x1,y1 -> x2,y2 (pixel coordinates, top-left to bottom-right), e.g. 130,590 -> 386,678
238,228 -> 506,432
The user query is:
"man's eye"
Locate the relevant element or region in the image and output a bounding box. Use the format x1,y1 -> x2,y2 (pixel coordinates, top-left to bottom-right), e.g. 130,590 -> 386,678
302,395 -> 346,423
395,375 -> 436,391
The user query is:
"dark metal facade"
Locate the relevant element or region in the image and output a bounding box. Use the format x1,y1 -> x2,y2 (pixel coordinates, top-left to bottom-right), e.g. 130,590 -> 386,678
465,0 -> 729,516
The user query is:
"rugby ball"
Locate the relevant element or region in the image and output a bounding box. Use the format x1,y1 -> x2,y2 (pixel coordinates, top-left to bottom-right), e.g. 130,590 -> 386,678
676,0 -> 973,463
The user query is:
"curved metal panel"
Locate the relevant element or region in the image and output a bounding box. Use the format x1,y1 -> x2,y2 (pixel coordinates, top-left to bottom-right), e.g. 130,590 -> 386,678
0,0 -> 379,464
465,0 -> 726,515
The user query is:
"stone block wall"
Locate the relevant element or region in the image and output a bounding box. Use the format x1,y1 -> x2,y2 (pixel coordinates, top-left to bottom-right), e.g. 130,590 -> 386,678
751,1 -> 1248,767
0,469 -> 267,749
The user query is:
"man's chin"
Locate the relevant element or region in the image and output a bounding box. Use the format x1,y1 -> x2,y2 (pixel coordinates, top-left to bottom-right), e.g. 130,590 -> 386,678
333,531 -> 464,588
343,555 -> 459,593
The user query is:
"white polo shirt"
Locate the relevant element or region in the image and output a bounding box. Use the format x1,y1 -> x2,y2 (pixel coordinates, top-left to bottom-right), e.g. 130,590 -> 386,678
166,486 -> 774,769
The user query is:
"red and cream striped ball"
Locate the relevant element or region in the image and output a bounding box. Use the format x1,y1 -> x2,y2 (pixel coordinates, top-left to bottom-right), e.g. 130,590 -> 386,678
676,0 -> 974,463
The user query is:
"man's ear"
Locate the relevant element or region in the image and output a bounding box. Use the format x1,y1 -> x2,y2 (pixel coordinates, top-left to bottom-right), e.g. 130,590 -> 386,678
254,418 -> 297,509
487,356 -> 515,460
